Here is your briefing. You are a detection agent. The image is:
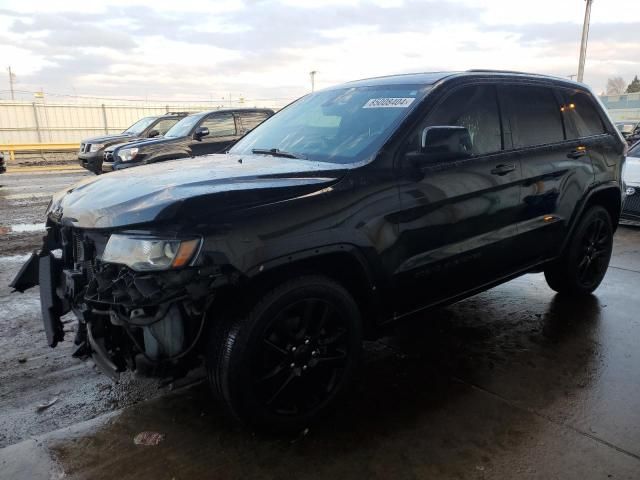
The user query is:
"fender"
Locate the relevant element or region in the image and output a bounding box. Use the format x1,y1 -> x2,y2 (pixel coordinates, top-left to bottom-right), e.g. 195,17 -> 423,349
243,243 -> 379,292
559,181 -> 622,254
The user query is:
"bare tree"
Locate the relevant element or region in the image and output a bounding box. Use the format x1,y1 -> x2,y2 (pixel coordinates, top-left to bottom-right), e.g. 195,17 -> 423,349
606,77 -> 626,95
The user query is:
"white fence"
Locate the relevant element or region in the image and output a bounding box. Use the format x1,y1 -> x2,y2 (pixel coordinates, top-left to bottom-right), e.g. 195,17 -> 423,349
2,95 -> 636,145
0,101 -> 280,144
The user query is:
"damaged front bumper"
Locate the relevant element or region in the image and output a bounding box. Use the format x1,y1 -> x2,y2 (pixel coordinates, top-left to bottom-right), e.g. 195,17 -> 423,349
10,221 -> 231,380
11,252 -> 65,347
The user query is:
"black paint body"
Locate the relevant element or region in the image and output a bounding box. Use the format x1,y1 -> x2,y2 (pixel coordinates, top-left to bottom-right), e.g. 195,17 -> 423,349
11,71 -> 626,378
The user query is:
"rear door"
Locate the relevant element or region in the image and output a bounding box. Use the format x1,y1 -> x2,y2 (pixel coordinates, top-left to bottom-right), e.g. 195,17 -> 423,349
394,83 -> 522,312
558,87 -> 618,176
190,112 -> 238,156
501,84 -> 596,264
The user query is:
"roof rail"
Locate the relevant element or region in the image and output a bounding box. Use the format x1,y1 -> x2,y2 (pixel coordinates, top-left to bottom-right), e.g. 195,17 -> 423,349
163,111 -> 190,116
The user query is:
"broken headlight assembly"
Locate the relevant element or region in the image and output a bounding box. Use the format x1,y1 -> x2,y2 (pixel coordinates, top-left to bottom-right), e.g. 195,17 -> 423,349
102,234 -> 201,271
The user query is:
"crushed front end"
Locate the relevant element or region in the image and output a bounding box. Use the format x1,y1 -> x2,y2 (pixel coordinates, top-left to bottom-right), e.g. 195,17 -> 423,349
11,219 -> 226,381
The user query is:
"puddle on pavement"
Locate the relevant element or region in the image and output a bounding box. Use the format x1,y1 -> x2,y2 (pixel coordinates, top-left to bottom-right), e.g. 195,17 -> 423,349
0,223 -> 45,235
50,276 -> 636,480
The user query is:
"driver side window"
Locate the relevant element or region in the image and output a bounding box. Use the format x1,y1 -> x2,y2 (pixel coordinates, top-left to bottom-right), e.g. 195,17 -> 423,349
406,84 -> 502,157
201,113 -> 237,138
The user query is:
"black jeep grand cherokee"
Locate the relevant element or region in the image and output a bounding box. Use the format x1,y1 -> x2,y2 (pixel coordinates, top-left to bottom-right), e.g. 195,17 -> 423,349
11,71 -> 626,431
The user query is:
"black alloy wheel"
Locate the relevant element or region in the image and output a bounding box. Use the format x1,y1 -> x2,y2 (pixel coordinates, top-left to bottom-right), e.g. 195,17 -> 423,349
575,215 -> 610,287
207,275 -> 362,431
254,297 -> 350,416
545,205 -> 613,295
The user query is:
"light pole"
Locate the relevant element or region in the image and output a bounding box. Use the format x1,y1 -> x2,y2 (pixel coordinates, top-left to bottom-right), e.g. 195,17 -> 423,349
309,71 -> 317,92
577,0 -> 593,83
7,66 -> 15,100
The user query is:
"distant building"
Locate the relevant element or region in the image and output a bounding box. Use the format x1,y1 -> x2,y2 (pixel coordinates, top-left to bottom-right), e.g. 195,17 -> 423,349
600,93 -> 640,121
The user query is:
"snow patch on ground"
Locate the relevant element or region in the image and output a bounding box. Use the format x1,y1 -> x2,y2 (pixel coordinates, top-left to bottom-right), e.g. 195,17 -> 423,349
9,224 -> 46,233
0,254 -> 33,263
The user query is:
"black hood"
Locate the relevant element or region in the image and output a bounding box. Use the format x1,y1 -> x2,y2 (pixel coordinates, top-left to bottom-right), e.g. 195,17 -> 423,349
112,135 -> 186,151
48,154 -> 352,229
82,133 -> 137,145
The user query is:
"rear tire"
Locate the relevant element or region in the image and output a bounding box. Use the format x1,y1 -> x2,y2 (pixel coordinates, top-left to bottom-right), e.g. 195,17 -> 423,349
544,205 -> 613,295
206,275 -> 362,432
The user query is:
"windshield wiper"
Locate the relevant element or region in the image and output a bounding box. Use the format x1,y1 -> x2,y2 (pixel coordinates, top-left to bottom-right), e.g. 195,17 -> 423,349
251,148 -> 304,159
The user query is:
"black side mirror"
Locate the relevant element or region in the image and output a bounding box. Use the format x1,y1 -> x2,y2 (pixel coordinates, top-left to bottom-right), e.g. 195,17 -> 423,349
193,126 -> 209,140
408,126 -> 473,166
147,129 -> 160,138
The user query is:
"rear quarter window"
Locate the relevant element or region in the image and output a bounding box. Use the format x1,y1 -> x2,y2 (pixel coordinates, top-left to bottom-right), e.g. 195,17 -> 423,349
558,89 -> 606,139
500,85 -> 564,148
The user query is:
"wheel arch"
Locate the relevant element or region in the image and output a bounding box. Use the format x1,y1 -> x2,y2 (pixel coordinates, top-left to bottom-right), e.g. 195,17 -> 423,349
241,245 -> 382,337
562,182 -> 622,253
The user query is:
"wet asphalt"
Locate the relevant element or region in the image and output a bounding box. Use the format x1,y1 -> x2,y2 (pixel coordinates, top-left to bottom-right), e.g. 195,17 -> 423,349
1,168 -> 640,479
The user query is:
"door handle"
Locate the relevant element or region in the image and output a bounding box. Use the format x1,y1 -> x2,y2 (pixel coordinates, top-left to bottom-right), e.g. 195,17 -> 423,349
490,164 -> 516,176
567,148 -> 588,159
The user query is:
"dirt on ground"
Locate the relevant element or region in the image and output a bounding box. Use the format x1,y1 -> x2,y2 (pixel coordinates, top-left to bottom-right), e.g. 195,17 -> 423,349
9,152 -> 77,168
0,170 -> 162,448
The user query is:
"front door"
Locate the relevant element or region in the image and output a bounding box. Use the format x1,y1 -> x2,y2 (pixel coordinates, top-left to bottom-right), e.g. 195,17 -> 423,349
393,83 -> 522,314
190,112 -> 239,157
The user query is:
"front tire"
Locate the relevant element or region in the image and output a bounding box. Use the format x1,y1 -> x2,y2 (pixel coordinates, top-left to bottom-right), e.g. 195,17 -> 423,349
544,205 -> 613,295
207,275 -> 363,432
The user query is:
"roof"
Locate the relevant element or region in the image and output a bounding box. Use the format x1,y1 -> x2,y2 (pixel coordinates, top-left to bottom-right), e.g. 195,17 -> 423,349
333,70 -> 586,90
341,72 -> 458,88
183,107 -> 274,118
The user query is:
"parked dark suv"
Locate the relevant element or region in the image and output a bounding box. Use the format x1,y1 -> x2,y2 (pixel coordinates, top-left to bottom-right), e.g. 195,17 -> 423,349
11,71 -> 625,431
101,108 -> 274,172
78,112 -> 189,174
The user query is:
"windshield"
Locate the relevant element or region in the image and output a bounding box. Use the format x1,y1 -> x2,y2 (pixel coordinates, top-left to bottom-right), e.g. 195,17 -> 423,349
229,84 -> 429,163
123,117 -> 156,135
629,142 -> 640,157
164,114 -> 204,138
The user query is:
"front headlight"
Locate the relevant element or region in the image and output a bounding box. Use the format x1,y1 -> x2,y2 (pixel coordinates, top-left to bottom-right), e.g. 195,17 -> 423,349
118,147 -> 139,162
89,143 -> 105,153
102,234 -> 201,271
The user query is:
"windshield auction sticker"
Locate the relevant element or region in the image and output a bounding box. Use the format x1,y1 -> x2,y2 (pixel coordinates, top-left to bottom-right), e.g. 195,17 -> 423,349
362,97 -> 415,108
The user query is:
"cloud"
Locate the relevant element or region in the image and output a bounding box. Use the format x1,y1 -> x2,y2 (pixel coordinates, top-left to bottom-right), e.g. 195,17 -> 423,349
486,21 -> 640,46
0,1 -> 639,102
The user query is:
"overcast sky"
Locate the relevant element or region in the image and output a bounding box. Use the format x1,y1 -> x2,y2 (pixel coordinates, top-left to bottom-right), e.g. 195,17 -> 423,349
0,0 -> 638,105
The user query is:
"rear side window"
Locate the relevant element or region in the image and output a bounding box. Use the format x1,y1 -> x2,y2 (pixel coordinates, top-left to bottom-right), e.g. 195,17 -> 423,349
500,85 -> 564,148
237,112 -> 271,133
417,84 -> 502,156
559,89 -> 605,139
201,113 -> 237,137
